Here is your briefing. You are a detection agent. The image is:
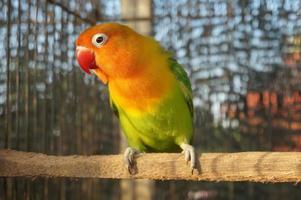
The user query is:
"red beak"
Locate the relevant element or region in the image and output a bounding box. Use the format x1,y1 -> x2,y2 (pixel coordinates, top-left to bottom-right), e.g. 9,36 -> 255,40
76,46 -> 97,74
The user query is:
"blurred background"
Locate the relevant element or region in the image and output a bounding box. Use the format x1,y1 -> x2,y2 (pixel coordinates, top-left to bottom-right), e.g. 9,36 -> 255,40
1,0 -> 301,199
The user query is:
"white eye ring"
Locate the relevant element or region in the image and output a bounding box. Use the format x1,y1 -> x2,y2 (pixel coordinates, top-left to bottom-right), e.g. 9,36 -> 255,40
91,33 -> 108,48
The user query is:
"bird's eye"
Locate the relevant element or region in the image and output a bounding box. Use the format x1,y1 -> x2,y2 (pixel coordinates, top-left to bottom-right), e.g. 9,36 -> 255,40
92,33 -> 108,48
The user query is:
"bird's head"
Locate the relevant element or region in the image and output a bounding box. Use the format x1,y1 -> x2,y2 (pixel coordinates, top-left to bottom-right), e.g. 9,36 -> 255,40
76,23 -> 147,84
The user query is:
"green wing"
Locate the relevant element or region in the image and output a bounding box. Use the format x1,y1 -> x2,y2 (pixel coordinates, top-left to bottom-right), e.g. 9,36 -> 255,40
169,58 -> 194,117
110,96 -> 119,118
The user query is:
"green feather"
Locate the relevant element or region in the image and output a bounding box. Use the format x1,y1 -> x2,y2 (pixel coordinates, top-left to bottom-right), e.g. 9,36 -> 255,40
110,96 -> 119,118
108,55 -> 194,153
169,58 -> 194,118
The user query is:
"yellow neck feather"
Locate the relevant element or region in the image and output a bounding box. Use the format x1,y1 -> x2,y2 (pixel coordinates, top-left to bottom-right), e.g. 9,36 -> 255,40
108,54 -> 174,114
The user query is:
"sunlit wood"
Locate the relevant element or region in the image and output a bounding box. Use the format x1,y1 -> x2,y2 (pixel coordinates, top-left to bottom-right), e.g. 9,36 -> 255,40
1,149 -> 301,183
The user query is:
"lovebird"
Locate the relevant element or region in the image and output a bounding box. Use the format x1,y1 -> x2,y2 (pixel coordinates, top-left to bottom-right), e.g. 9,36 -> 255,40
76,23 -> 196,173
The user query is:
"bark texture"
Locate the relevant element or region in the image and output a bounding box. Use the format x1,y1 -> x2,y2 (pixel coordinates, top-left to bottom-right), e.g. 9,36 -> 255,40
1,149 -> 301,183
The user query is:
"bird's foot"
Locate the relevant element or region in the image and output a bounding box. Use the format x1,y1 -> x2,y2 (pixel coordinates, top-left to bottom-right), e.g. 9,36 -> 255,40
123,147 -> 139,174
180,143 -> 196,174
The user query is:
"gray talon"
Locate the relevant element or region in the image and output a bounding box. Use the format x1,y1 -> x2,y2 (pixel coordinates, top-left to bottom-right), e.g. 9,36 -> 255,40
185,150 -> 190,162
180,143 -> 196,173
124,147 -> 138,174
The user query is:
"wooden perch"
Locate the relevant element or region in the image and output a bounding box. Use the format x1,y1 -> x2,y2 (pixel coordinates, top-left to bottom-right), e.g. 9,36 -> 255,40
1,149 -> 301,183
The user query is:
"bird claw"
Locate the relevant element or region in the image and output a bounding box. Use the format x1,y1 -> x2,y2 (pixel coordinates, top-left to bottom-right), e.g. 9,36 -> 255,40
191,168 -> 195,175
180,143 -> 196,174
124,147 -> 138,174
182,149 -> 189,161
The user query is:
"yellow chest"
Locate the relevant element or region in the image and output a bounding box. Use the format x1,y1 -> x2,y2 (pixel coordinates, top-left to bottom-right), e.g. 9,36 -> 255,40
109,69 -> 174,114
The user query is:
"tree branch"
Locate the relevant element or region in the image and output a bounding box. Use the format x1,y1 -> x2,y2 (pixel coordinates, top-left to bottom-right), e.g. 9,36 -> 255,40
0,149 -> 301,183
46,0 -> 152,25
47,0 -> 96,24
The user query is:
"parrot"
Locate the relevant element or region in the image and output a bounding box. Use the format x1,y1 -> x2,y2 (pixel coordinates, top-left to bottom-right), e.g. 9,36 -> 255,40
75,23 -> 196,173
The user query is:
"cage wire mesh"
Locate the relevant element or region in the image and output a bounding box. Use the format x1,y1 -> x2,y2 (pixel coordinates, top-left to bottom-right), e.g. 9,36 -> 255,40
1,0 -> 301,199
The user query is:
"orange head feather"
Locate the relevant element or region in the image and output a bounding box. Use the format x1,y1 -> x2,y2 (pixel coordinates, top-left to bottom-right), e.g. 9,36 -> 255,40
76,23 -> 149,84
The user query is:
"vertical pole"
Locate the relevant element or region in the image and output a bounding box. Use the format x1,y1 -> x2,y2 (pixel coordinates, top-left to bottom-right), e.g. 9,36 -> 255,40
121,0 -> 152,35
5,0 -> 11,150
120,1 -> 154,200
14,0 -> 22,198
43,2 -> 49,199
4,1 -> 12,199
16,0 -> 21,151
24,0 -> 31,199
